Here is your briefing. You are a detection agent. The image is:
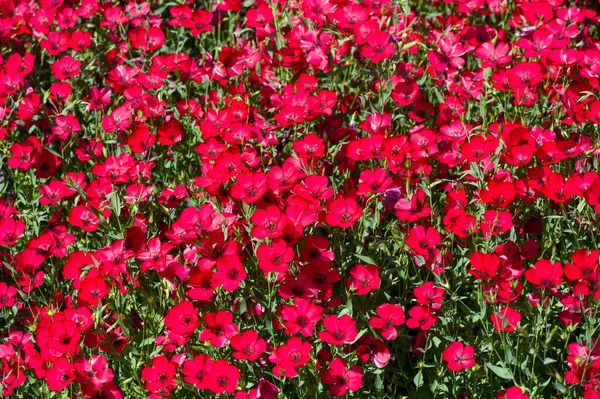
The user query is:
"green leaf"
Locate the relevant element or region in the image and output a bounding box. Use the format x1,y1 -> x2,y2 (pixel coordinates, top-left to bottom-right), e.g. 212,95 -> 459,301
414,370 -> 424,388
485,363 -> 513,380
355,253 -> 375,265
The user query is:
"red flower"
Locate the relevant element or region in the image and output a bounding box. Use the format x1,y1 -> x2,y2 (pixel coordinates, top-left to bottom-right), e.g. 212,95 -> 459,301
586,100 -> 600,124
481,210 -> 514,238
182,354 -> 213,390
206,360 -> 240,394
413,282 -> 445,309
490,306 -> 521,333
405,305 -> 437,330
128,124 -> 157,153
51,55 -> 81,80
496,386 -> 529,399
46,357 -> 75,391
369,304 -> 405,340
141,356 -> 177,397
508,62 -> 544,89
280,297 -> 324,336
318,315 -> 358,346
469,252 -> 501,280
78,274 -> 109,306
358,168 -> 393,196
199,310 -> 239,348
257,239 -> 294,274
355,335 -> 391,368
231,330 -> 267,361
274,105 -> 306,127
293,134 -> 326,159
164,301 -> 199,336
405,226 -> 441,256
269,337 -> 312,377
325,196 -> 363,229
480,180 -> 516,209
346,264 -> 380,296
137,237 -> 174,273
215,254 -> 247,292
187,269 -> 217,300
0,282 -> 17,308
158,119 -> 184,146
8,135 -> 41,171
475,42 -> 511,68
361,31 -> 396,63
230,171 -> 268,203
74,355 -> 114,391
525,259 -> 563,288
442,342 -> 475,371
251,205 -> 287,239
48,320 -> 81,356
322,358 -> 364,396
0,218 -> 26,246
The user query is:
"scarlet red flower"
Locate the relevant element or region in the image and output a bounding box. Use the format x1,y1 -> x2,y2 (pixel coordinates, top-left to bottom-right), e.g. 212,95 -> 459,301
274,105 -> 306,127
230,171 -> 268,203
358,168 -> 393,196
325,196 -> 363,229
141,356 -> 177,397
368,304 -> 405,340
355,335 -> 391,368
231,330 -> 267,361
95,239 -> 133,277
586,101 -> 600,124
51,55 -> 81,80
8,135 -> 41,171
442,342 -> 475,371
164,301 -> 199,336
346,264 -> 380,295
280,297 -> 325,336
128,124 -> 157,153
215,254 -> 247,292
406,226 -> 442,256
251,205 -> 287,239
0,282 -> 17,308
322,358 -> 364,396
5,52 -> 34,77
182,354 -> 213,390
78,274 -> 109,306
0,218 -> 26,246
74,355 -> 114,391
490,306 -> 521,332
46,357 -> 75,391
469,252 -> 501,280
406,305 -> 437,330
137,237 -> 174,273
496,386 -> 530,399
413,282 -> 445,309
481,210 -> 514,238
48,320 -> 81,356
475,42 -> 511,68
269,337 -> 312,377
318,315 -> 358,346
361,31 -> 396,63
480,180 -> 517,209
206,360 -> 240,394
293,134 -> 326,159
257,239 -> 294,274
158,119 -> 184,146
199,310 -> 239,348
525,259 -> 563,288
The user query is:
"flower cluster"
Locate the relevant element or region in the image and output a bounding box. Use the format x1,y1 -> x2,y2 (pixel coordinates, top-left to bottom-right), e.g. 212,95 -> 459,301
1,0 -> 600,398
